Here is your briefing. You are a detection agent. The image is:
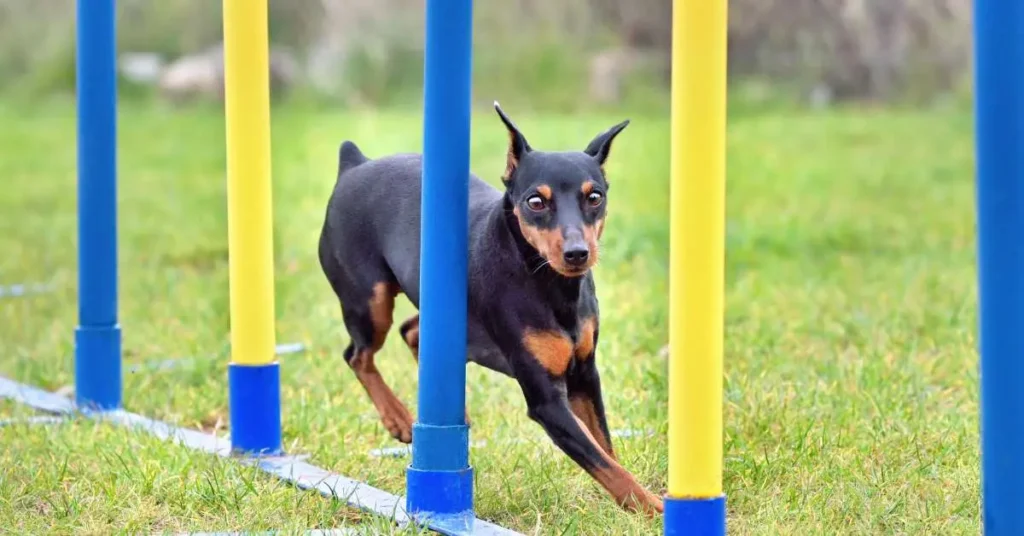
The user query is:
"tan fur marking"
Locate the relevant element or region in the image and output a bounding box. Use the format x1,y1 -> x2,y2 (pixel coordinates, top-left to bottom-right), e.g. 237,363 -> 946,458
581,222 -> 602,268
537,184 -> 552,200
369,282 -> 399,350
581,181 -> 595,195
576,317 -> 596,360
523,329 -> 573,376
570,395 -> 615,458
513,206 -> 579,276
350,349 -> 413,442
573,414 -> 663,515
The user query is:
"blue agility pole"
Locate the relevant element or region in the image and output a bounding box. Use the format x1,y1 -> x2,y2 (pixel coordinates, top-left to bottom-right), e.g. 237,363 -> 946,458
406,0 -> 475,530
75,0 -> 122,410
975,0 -> 1024,533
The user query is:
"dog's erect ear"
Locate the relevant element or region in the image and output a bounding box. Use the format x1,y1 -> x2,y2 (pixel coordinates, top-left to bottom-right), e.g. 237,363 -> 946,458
584,120 -> 630,169
494,101 -> 532,184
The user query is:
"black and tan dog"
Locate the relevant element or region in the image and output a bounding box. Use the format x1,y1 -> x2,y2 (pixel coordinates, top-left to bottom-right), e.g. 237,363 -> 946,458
318,103 -> 663,514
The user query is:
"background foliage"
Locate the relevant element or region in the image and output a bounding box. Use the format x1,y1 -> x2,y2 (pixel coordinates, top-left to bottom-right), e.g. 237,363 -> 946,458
0,0 -> 973,110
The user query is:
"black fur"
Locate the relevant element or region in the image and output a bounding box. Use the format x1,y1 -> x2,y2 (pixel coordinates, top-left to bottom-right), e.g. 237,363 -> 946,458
318,103 -> 662,514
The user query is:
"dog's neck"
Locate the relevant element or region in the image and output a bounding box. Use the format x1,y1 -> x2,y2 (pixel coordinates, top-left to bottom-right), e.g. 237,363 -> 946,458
499,193 -> 584,304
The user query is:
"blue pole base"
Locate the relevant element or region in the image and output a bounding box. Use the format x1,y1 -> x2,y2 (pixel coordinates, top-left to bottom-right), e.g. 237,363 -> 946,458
228,362 -> 282,456
664,494 -> 726,536
406,465 -> 474,533
74,323 -> 122,411
406,421 -> 473,531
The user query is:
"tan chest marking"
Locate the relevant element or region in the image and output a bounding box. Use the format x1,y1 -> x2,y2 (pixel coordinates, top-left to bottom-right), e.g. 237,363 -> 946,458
523,317 -> 598,375
523,329 -> 573,376
575,317 -> 597,360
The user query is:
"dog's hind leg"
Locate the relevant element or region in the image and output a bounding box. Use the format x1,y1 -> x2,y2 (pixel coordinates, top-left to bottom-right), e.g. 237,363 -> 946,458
398,315 -> 420,359
397,313 -> 471,425
336,278 -> 415,443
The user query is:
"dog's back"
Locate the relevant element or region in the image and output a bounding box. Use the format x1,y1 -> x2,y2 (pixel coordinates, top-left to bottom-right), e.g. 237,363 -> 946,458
319,141 -> 501,307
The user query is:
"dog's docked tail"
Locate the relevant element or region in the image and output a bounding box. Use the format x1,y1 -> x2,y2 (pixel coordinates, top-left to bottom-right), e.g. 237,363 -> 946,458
338,140 -> 370,176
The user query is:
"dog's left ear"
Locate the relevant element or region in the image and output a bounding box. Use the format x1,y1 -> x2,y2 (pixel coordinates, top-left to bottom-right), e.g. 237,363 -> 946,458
494,101 -> 532,185
584,120 -> 630,169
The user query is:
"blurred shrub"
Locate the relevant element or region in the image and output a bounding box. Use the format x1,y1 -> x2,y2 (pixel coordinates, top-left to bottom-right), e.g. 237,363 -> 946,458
0,0 -> 318,97
0,0 -> 973,108
591,0 -> 972,105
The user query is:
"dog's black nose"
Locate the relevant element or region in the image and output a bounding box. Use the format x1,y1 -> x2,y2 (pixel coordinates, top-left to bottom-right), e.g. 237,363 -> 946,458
563,247 -> 589,267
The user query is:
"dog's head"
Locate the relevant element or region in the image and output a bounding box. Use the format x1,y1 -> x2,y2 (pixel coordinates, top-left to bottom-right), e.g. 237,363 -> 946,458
495,102 -> 629,278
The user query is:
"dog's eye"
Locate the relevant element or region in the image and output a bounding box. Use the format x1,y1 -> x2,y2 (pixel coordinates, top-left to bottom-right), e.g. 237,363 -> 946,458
587,192 -> 604,206
526,195 -> 547,212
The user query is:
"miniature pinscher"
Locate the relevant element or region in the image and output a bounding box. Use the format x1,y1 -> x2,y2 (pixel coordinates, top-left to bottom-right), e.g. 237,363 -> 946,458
317,103 -> 663,515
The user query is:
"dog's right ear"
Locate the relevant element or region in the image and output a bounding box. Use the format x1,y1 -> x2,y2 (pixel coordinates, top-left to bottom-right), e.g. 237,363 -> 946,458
494,101 -> 532,185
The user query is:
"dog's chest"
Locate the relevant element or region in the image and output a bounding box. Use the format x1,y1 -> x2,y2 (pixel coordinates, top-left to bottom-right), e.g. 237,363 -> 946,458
556,311 -> 598,361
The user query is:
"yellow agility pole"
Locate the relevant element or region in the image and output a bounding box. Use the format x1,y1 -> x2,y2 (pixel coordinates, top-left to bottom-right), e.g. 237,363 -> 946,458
223,0 -> 275,367
664,0 -> 727,532
223,0 -> 282,455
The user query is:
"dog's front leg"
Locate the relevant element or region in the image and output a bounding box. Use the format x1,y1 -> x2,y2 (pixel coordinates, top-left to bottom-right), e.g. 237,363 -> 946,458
566,356 -> 616,461
499,329 -> 663,515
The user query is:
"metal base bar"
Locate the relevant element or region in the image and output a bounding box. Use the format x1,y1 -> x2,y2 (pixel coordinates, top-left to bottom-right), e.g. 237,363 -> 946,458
0,283 -> 53,298
125,342 -> 305,374
0,415 -> 69,427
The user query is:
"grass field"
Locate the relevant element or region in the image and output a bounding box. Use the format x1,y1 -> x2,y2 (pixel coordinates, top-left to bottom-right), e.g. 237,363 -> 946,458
0,100 -> 980,535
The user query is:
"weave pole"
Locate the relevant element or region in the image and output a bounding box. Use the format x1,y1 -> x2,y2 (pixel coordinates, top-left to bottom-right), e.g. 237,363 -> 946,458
406,0 -> 475,530
665,0 -> 728,533
974,0 -> 1024,533
75,0 -> 122,411
222,0 -> 282,455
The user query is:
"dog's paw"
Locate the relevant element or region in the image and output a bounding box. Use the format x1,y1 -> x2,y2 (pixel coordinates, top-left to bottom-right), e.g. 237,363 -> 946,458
381,403 -> 414,444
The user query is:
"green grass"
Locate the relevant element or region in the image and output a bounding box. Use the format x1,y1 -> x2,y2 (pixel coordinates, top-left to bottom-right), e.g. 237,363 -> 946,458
0,99 -> 980,534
